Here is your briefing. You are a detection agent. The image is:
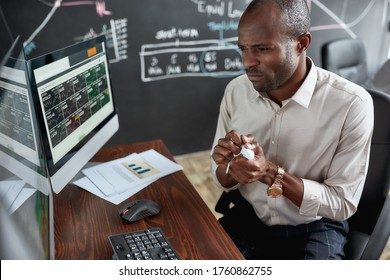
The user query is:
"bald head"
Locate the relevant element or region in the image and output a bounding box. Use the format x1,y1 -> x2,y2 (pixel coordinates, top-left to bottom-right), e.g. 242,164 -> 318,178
242,0 -> 311,38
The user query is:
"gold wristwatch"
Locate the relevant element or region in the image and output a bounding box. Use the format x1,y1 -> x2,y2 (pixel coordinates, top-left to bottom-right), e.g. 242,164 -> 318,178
267,166 -> 284,198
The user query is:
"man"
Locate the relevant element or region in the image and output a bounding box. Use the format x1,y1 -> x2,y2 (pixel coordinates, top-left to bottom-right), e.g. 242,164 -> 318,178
211,0 -> 374,259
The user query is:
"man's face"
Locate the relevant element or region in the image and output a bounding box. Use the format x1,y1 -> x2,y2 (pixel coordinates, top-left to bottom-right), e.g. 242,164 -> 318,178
237,5 -> 299,93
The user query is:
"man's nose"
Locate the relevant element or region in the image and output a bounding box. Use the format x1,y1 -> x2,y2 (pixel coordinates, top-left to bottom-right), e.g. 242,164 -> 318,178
242,49 -> 259,69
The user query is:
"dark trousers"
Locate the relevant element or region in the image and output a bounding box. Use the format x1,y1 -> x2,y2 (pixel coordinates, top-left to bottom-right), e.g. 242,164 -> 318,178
219,199 -> 349,260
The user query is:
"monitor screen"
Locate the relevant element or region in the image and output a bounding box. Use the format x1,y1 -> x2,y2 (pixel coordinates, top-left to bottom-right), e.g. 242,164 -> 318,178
0,56 -> 51,195
0,58 -> 40,167
27,35 -> 119,193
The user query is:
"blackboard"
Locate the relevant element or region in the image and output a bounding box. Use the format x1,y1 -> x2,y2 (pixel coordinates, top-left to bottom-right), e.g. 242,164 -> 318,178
2,0 -> 250,155
2,0 -> 388,155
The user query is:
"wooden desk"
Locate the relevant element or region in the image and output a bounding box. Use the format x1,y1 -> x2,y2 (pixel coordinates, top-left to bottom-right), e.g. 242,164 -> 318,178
54,140 -> 244,260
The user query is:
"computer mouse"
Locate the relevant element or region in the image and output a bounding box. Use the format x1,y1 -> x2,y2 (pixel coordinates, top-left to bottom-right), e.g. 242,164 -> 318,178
119,199 -> 160,223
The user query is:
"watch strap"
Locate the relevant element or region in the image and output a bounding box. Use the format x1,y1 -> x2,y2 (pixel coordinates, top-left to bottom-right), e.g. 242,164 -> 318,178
267,165 -> 284,198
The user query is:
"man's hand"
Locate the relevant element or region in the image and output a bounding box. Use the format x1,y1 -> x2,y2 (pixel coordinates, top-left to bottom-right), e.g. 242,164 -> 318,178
211,130 -> 269,187
212,130 -> 242,169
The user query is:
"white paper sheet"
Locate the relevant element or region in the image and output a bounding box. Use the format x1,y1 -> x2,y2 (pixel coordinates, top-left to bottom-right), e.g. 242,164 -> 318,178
73,149 -> 183,204
0,180 -> 36,214
72,176 -> 156,205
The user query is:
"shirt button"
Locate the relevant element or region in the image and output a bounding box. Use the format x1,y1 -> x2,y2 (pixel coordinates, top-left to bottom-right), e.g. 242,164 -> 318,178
271,140 -> 275,144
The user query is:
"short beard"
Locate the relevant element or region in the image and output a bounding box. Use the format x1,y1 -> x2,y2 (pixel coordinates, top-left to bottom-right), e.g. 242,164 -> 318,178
249,41 -> 297,93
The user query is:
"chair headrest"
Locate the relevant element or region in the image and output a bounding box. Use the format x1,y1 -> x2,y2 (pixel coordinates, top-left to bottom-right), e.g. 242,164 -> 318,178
321,38 -> 368,85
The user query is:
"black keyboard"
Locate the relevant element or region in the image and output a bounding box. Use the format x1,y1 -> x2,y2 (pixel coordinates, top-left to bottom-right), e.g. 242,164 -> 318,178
109,228 -> 179,260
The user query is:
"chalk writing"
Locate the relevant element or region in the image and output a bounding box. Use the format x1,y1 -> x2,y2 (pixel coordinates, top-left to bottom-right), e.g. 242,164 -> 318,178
138,0 -> 248,82
140,39 -> 244,82
74,18 -> 128,63
156,28 -> 199,40
191,0 -> 244,18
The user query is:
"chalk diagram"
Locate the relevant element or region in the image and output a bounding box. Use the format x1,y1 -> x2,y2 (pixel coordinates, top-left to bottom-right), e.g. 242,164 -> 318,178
24,0 -> 128,64
308,0 -> 388,38
73,17 -> 128,64
140,0 -> 388,82
140,30 -> 244,82
140,1 -> 246,82
23,0 -> 388,82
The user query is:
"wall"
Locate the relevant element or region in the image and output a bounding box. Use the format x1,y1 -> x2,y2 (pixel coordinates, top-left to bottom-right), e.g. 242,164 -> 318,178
307,0 -> 390,75
1,0 -> 389,155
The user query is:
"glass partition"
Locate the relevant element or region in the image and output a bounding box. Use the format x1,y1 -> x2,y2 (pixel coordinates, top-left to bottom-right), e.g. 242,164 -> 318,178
0,52 -> 53,260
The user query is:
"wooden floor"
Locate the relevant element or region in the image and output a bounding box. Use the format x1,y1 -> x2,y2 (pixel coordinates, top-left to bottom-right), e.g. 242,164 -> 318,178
174,150 -> 390,260
174,150 -> 223,220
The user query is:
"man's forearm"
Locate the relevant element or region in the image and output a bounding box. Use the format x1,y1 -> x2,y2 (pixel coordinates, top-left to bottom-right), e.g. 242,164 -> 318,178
215,166 -> 239,189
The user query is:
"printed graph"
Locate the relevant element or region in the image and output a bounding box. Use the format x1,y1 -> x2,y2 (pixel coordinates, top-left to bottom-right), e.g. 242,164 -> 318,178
122,158 -> 160,179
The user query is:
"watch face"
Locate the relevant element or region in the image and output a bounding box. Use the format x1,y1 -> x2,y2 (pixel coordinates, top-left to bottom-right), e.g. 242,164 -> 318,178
267,185 -> 283,198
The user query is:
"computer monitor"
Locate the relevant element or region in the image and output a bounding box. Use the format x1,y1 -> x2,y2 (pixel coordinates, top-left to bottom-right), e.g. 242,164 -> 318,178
0,56 -> 51,195
26,35 -> 119,194
1,38 -> 53,259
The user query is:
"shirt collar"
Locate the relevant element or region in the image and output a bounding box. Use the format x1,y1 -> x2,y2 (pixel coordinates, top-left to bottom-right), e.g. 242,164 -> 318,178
255,57 -> 317,108
290,57 -> 317,108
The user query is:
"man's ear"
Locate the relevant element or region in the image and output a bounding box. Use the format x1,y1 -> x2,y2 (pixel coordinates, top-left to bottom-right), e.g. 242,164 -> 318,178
297,32 -> 312,53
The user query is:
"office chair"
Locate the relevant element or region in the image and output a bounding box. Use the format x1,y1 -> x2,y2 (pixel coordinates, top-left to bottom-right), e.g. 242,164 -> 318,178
321,38 -> 369,85
365,59 -> 390,95
344,88 -> 390,259
215,88 -> 390,260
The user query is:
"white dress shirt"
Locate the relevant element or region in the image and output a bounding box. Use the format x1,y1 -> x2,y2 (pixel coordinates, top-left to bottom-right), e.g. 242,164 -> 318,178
211,58 -> 374,226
